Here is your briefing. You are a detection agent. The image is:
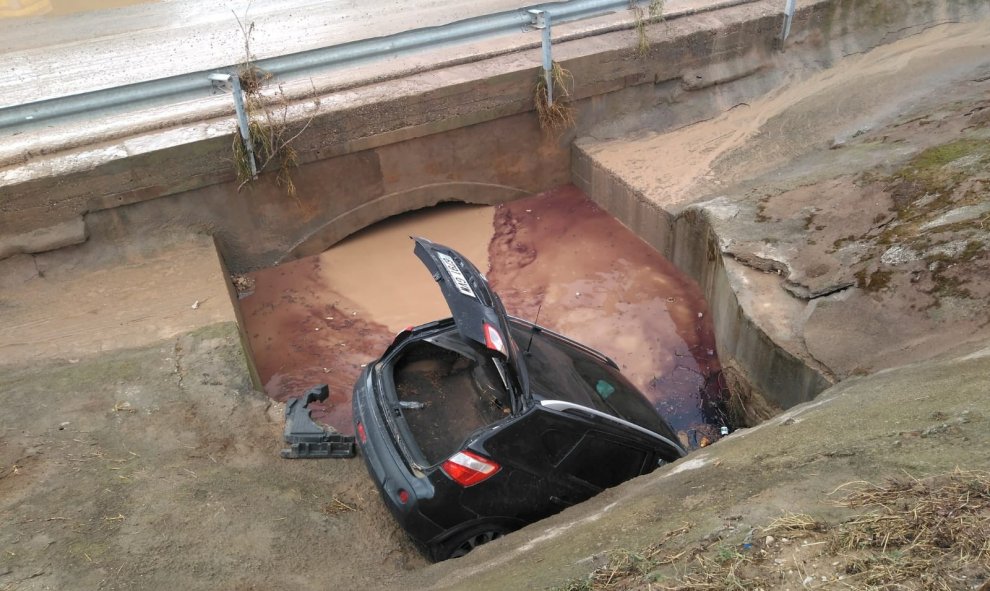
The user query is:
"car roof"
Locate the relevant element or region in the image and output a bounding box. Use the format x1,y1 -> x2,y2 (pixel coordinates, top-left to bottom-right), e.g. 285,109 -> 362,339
539,399 -> 686,457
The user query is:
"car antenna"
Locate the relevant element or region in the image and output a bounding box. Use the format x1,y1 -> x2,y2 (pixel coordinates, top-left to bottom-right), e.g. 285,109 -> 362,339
526,304 -> 543,354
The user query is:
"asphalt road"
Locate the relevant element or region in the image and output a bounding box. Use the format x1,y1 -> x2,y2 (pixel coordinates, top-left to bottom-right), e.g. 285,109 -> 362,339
0,0 -> 542,107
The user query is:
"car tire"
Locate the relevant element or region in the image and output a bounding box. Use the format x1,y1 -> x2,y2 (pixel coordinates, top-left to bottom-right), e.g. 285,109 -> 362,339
430,523 -> 509,561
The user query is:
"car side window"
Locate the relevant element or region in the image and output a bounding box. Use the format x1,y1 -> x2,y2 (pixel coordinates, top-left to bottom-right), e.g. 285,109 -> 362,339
561,434 -> 647,490
542,429 -> 582,465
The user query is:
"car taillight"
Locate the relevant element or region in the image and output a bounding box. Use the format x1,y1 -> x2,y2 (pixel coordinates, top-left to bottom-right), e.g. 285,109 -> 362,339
483,323 -> 506,355
441,450 -> 501,487
357,422 -> 367,444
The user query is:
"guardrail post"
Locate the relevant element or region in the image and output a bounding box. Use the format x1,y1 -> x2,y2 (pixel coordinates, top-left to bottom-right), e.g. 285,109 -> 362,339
779,0 -> 796,43
209,72 -> 258,179
529,9 -> 554,105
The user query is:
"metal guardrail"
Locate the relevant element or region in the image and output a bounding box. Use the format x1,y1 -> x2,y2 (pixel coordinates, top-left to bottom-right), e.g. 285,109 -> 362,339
0,0 -> 771,132
0,0 -> 640,130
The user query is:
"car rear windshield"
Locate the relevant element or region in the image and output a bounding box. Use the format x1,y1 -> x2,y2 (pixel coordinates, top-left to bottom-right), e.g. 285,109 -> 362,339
512,326 -> 675,440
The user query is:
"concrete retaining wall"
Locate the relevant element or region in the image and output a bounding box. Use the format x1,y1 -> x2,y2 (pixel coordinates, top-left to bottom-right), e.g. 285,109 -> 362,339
571,0 -> 990,409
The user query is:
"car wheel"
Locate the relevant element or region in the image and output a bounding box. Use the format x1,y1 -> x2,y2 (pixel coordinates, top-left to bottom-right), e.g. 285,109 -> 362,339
432,523 -> 509,561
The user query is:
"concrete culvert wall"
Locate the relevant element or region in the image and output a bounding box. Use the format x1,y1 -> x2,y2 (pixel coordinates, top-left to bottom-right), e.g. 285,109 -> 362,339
4,0 -> 986,271
72,111 -> 567,272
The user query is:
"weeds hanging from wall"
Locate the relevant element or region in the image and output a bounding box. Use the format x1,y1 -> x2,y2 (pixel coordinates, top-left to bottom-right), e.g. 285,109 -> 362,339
534,62 -> 575,135
632,0 -> 665,55
231,14 -> 312,203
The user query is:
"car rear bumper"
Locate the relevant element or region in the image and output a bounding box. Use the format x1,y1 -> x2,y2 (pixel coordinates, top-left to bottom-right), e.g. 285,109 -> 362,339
352,365 -> 445,546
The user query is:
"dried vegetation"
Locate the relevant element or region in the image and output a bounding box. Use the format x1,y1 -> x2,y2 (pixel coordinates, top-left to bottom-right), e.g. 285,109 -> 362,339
231,15 -> 312,204
631,0 -> 665,55
552,470 -> 990,590
535,62 -> 576,135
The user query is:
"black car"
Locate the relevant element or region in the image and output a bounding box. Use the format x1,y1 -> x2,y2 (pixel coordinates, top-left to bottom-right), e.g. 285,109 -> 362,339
352,237 -> 686,561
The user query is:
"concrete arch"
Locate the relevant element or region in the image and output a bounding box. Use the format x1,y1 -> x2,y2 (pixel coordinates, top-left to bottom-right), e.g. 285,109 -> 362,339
282,180 -> 530,262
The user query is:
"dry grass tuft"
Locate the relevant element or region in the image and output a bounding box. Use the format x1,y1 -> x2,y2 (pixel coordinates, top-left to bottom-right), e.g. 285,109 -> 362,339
229,12 -> 311,204
826,469 -> 990,586
535,62 -> 575,135
238,64 -> 271,95
321,497 -> 357,516
551,523 -> 694,590
722,360 -> 781,427
631,0 -> 665,55
549,470 -> 990,590
661,552 -> 767,590
763,512 -> 828,537
232,70 -> 307,203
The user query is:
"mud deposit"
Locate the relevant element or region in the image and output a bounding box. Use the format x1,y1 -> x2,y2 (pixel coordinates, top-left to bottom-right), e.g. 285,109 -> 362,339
241,186 -> 725,443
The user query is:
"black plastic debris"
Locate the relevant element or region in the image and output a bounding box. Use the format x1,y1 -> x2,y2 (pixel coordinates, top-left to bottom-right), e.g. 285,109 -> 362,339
281,384 -> 355,459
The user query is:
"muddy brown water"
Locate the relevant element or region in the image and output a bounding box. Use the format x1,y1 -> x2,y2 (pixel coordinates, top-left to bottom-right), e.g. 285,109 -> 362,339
240,185 -> 726,446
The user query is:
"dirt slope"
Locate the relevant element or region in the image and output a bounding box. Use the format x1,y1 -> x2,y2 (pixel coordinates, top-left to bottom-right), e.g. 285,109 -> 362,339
0,323 -> 428,590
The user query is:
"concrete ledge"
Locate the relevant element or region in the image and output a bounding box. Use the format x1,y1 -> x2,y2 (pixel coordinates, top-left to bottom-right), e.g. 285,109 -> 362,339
0,233 -> 244,368
0,215 -> 87,259
574,146 -> 832,409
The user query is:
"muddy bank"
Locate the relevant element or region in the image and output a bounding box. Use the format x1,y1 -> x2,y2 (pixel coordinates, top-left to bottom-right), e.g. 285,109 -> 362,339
0,323 -> 429,591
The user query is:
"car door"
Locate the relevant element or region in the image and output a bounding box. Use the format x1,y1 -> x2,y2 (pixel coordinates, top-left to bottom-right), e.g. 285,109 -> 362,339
552,430 -> 650,500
